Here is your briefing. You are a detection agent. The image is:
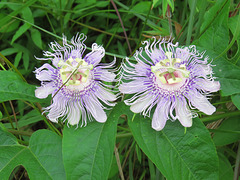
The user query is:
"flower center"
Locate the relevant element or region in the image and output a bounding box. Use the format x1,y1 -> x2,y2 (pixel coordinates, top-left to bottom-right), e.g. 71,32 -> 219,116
58,57 -> 93,91
151,52 -> 190,85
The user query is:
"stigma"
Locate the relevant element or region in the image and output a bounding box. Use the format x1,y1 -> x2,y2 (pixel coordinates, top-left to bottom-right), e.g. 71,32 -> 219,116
58,57 -> 93,90
151,52 -> 190,85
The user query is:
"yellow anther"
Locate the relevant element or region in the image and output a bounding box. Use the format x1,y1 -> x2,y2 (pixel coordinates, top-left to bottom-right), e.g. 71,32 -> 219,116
155,72 -> 167,84
175,58 -> 181,63
59,58 -> 92,87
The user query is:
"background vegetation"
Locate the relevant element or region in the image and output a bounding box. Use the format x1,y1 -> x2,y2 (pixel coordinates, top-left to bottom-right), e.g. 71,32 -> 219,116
0,0 -> 240,179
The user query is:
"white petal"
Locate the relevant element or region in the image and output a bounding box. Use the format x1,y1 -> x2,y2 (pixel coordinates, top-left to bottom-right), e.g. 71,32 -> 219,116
175,99 -> 192,127
150,49 -> 165,64
36,70 -> 52,81
197,79 -> 220,92
130,95 -> 152,113
85,97 -> 107,123
45,94 -> 67,123
98,87 -> 116,101
67,101 -> 81,125
199,64 -> 213,75
188,91 -> 216,115
35,82 -> 55,99
96,69 -> 116,82
151,99 -> 171,131
84,43 -> 105,66
119,80 -> 147,94
34,63 -> 55,81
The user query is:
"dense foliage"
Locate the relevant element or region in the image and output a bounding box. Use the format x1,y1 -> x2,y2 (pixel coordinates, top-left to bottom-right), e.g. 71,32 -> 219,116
0,0 -> 239,179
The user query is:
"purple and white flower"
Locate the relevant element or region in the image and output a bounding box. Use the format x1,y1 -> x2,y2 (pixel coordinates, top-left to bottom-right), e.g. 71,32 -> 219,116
34,33 -> 117,127
119,37 -> 220,131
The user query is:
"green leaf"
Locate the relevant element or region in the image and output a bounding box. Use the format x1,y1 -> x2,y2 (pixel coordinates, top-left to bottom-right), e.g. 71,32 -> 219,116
196,48 -> 240,96
14,51 -> 22,68
218,152 -> 234,180
200,0 -> 228,34
0,71 -> 42,103
213,57 -> 240,96
0,123 -> 18,145
0,127 -> 65,179
4,109 -> 44,129
1,48 -> 18,56
0,0 -> 37,28
11,23 -> 31,44
96,1 -> 109,7
21,7 -> 34,24
131,1 -> 152,14
195,0 -> 229,54
213,117 -> 240,146
0,14 -> 20,33
29,130 -> 66,179
152,0 -> 160,8
62,103 -> 122,179
128,115 -> 219,180
228,15 -> 240,63
23,50 -> 30,70
117,41 -> 127,56
31,29 -> 43,49
232,94 -> 240,110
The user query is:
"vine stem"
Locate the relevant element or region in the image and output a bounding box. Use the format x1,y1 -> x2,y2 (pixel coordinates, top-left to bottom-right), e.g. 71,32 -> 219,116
110,0 -> 132,55
234,141 -> 240,180
114,145 -> 125,180
201,111 -> 240,122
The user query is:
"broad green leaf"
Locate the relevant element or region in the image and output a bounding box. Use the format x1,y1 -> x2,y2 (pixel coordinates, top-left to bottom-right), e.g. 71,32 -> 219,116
0,71 -> 42,103
0,126 -> 53,179
213,117 -> 240,146
11,23 -> 31,44
232,94 -> 240,110
29,130 -> 66,180
200,0 -> 228,34
213,57 -> 240,96
218,152 -> 234,180
195,0 -> 229,54
62,103 -> 123,179
128,115 -> 219,180
0,123 -> 18,145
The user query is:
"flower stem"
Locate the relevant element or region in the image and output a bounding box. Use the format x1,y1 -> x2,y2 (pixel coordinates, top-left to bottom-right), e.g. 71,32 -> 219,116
2,102 -> 14,129
116,133 -> 132,138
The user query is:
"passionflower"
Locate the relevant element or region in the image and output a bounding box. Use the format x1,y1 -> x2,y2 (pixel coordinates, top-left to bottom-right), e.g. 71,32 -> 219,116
34,33 -> 117,126
119,37 -> 220,131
